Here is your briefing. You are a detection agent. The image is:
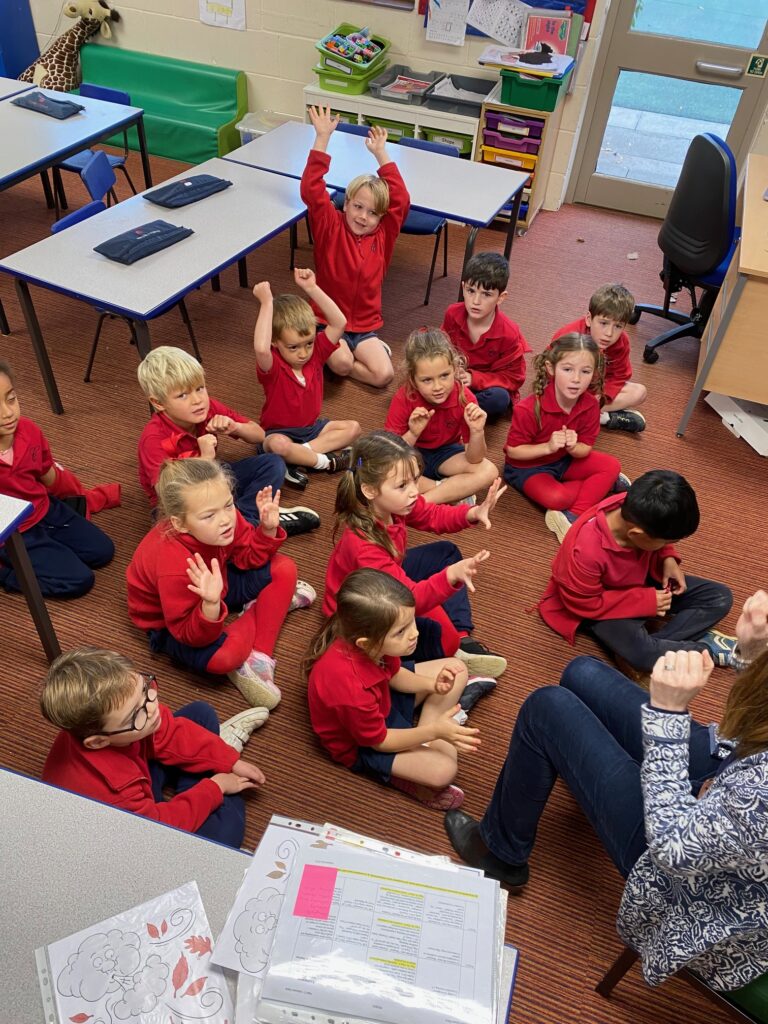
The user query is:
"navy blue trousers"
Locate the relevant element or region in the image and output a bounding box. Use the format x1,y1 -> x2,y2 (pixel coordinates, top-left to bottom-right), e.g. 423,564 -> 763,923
227,454 -> 285,527
149,701 -> 245,849
0,496 -> 114,598
474,386 -> 511,419
479,656 -> 721,878
403,541 -> 473,663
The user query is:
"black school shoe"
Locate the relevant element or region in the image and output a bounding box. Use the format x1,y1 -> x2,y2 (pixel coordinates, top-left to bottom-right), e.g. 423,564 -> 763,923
459,676 -> 497,713
278,507 -> 320,537
284,465 -> 309,490
444,811 -> 529,890
455,638 -> 507,678
326,447 -> 353,472
604,409 -> 646,432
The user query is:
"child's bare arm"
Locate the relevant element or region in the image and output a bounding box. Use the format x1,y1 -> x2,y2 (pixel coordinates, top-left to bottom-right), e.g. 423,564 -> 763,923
206,416 -> 265,446
307,105 -> 339,153
294,267 -> 346,343
252,282 -> 274,373
464,403 -> 488,464
389,664 -> 436,694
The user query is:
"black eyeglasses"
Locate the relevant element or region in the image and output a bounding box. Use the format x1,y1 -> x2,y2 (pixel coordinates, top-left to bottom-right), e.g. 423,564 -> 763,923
95,674 -> 158,736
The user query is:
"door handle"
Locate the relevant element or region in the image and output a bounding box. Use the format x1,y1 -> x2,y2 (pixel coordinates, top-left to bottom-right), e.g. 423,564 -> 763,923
696,61 -> 744,78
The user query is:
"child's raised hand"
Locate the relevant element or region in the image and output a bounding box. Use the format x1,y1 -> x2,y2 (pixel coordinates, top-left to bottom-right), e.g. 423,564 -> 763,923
736,590 -> 768,660
253,281 -> 272,304
365,124 -> 388,159
256,486 -> 281,533
232,758 -> 266,785
197,433 -> 218,459
186,553 -> 224,605
308,104 -> 339,140
563,428 -> 578,449
446,549 -> 490,593
293,267 -> 316,291
433,705 -> 481,753
656,587 -> 673,616
457,368 -> 472,387
547,429 -> 568,453
434,664 -> 459,695
206,415 -> 237,437
407,406 -> 434,438
468,477 -> 506,530
464,401 -> 487,433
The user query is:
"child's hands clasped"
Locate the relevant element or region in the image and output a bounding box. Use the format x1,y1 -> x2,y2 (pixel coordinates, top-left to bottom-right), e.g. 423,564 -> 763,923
407,406 -> 434,438
294,267 -> 316,291
211,771 -> 260,796
446,549 -> 490,593
186,553 -> 223,605
365,124 -> 388,160
547,429 -> 568,453
563,428 -> 578,450
468,477 -> 506,529
434,664 -> 459,695
656,587 -> 673,616
464,402 -> 487,434
433,705 -> 481,753
256,486 -> 281,534
307,104 -> 339,141
232,759 -> 266,785
206,415 -> 237,437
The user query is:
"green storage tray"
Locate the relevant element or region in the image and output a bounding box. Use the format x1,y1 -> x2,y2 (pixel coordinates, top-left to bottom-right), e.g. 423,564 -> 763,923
312,60 -> 387,96
499,68 -> 571,113
362,114 -> 416,141
316,23 -> 391,77
420,126 -> 473,155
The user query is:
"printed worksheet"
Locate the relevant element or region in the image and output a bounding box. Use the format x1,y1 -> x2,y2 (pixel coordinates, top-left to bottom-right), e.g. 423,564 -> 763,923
199,0 -> 245,31
466,0 -> 528,47
426,0 -> 470,46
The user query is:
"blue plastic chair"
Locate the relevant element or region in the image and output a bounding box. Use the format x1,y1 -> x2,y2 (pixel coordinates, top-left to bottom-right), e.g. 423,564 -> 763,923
80,150 -> 119,208
55,83 -> 138,199
50,200 -> 201,382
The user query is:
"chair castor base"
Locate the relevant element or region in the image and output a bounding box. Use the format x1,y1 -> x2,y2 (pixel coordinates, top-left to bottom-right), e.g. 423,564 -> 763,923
643,346 -> 660,364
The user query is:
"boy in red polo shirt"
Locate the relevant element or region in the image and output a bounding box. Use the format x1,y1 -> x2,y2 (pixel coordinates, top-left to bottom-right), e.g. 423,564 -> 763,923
136,346 -> 319,534
253,269 -> 361,482
552,283 -> 647,433
300,105 -> 410,389
538,470 -> 736,674
441,252 -> 530,419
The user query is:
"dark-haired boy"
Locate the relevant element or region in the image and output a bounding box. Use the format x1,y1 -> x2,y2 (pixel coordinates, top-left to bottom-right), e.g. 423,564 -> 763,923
538,470 -> 735,674
441,252 -> 530,419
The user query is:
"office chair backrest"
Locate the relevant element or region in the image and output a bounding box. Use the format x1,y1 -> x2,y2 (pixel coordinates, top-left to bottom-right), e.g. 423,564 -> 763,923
336,121 -> 370,137
659,133 -> 736,278
80,150 -> 117,203
399,136 -> 459,159
79,83 -> 131,106
51,200 -> 106,234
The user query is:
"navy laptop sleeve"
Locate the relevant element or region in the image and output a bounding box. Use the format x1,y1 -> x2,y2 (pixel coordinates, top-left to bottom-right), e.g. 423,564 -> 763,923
94,220 -> 194,265
144,174 -> 233,208
11,91 -> 85,119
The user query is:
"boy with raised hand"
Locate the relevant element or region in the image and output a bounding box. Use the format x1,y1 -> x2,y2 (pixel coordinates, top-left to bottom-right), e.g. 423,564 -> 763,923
552,283 -> 647,432
253,268 -> 361,480
300,104 -> 410,389
41,648 -> 268,849
136,346 -> 319,531
441,251 -> 531,419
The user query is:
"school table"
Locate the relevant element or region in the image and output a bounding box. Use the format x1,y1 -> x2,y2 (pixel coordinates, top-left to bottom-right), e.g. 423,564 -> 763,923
0,86 -> 153,196
0,75 -> 33,102
0,767 -> 248,1021
0,492 -> 61,662
0,157 -> 307,414
223,121 -> 529,270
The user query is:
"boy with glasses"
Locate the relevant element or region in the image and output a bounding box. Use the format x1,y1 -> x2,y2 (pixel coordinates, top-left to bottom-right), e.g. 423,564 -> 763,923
41,648 -> 267,848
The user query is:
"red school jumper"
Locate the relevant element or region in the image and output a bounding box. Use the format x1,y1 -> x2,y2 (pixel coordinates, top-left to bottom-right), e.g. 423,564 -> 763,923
385,381 -> 475,450
552,317 -> 633,404
538,492 -> 680,642
504,380 -> 600,469
257,330 -> 337,432
442,303 -> 531,404
137,397 -> 250,506
300,150 -> 410,333
308,638 -> 401,766
43,704 -> 238,832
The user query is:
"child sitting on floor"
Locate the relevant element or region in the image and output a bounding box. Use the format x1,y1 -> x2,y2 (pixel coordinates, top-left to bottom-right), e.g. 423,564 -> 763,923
538,469 -> 736,674
253,269 -> 361,488
136,345 -> 319,534
385,328 -> 498,506
0,359 -> 116,598
503,333 -> 623,544
126,458 -> 314,710
552,283 -> 647,433
300,105 -> 410,388
41,647 -> 267,849
441,252 -> 531,419
306,569 -> 482,810
324,429 -> 507,679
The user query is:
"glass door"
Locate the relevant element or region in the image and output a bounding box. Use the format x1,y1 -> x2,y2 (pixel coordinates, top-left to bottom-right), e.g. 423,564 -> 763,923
570,0 -> 768,217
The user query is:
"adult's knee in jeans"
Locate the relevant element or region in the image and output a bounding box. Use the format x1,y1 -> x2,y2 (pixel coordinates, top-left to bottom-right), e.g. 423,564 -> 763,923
515,686 -> 575,743
560,655 -> 610,694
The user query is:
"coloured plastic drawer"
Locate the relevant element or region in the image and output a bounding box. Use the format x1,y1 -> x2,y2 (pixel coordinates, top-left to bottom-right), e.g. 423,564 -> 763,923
499,69 -> 570,112
482,129 -> 540,154
481,145 -> 537,172
368,64 -> 444,105
420,126 -> 473,155
312,60 -> 387,95
485,111 -> 544,139
362,114 -> 416,140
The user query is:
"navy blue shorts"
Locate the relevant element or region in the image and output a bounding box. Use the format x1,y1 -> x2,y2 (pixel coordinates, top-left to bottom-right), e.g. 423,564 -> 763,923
265,418 -> 328,444
503,454 -> 572,492
352,663 -> 416,784
318,324 -> 381,352
419,442 -> 465,481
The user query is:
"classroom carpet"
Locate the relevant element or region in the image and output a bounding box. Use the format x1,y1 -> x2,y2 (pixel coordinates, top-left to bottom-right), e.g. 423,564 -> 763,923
1,154 -> 764,1024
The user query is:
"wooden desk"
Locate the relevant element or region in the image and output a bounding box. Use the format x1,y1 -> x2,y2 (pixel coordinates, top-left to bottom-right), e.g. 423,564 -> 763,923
677,152 -> 768,435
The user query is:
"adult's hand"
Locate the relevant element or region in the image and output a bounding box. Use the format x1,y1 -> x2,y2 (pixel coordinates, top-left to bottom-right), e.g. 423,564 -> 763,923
649,649 -> 714,713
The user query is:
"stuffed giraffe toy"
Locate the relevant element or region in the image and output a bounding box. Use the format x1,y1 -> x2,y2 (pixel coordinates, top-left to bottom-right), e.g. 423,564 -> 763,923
18,0 -> 120,92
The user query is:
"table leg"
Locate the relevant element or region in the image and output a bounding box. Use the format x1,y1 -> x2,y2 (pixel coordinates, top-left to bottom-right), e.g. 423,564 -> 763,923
132,319 -> 152,361
5,530 -> 61,663
0,298 -> 9,335
136,116 -> 153,188
39,170 -> 55,210
14,279 -> 63,415
458,227 -> 479,300
504,189 -> 524,260
238,258 -> 249,289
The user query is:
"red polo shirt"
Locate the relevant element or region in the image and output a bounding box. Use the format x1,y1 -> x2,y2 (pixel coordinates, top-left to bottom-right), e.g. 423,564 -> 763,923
504,380 -> 600,468
137,397 -> 250,506
0,417 -> 54,530
385,381 -> 475,449
256,330 -> 337,431
552,317 -> 633,403
441,302 -> 531,402
307,638 -> 401,766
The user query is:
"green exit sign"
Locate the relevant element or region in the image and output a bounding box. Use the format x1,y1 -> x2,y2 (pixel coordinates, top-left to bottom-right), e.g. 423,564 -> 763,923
747,53 -> 768,77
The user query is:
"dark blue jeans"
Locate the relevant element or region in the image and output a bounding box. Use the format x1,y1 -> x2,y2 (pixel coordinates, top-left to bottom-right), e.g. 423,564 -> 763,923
403,541 -> 474,662
479,655 -> 722,878
149,701 -> 245,849
228,454 -> 285,528
474,386 -> 511,419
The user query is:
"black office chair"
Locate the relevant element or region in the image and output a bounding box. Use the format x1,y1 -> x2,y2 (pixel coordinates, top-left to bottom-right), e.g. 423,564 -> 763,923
632,133 -> 740,364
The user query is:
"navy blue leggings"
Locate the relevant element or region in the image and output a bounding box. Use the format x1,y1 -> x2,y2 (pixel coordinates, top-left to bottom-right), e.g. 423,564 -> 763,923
227,454 -> 285,527
473,386 -> 511,419
403,541 -> 473,662
149,701 -> 245,849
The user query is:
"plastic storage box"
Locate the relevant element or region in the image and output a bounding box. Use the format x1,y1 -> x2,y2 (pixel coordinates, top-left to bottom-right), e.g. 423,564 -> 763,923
425,74 -> 495,115
362,113 -> 416,141
316,23 -> 391,77
482,128 -> 540,154
481,145 -> 537,174
312,59 -> 388,95
235,111 -> 291,145
485,111 -> 544,139
499,68 -> 571,112
368,64 -> 444,105
420,126 -> 473,156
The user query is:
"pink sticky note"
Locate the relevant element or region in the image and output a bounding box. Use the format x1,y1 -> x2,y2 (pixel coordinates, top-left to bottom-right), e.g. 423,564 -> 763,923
293,864 -> 338,920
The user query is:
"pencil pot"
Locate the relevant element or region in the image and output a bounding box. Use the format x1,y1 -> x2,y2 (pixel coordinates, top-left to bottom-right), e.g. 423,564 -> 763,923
316,23 -> 391,77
